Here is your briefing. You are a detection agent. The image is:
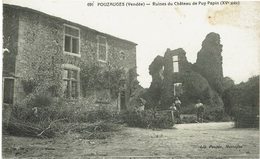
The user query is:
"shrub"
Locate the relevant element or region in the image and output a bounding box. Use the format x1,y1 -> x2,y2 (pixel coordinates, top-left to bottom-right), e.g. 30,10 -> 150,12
86,109 -> 114,123
21,79 -> 37,95
223,76 -> 259,118
152,111 -> 174,128
203,107 -> 230,122
10,97 -> 118,123
27,95 -> 53,108
5,96 -> 121,138
234,107 -> 259,128
181,115 -> 198,123
121,110 -> 174,129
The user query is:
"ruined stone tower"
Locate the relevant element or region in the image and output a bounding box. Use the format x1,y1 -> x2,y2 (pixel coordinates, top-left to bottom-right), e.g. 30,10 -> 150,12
147,32 -> 224,110
160,48 -> 190,109
195,32 -> 224,95
146,55 -> 164,109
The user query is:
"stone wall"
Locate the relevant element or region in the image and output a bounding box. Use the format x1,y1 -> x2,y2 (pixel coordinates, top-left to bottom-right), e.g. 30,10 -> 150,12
160,48 -> 191,109
3,4 -> 136,111
3,6 -> 19,77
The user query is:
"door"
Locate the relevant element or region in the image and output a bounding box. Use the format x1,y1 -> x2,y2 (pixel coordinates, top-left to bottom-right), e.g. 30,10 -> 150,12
120,90 -> 126,110
3,78 -> 14,104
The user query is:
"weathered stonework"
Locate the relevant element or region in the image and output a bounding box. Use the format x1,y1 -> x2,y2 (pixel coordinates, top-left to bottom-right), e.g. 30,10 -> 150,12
146,55 -> 164,109
195,32 -> 224,95
147,33 -> 224,110
160,48 -> 191,109
3,4 -> 137,112
3,6 -> 19,77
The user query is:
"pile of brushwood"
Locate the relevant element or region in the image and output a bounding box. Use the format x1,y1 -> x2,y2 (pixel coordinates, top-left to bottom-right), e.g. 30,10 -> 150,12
4,96 -> 122,139
121,109 -> 174,129
4,94 -> 177,139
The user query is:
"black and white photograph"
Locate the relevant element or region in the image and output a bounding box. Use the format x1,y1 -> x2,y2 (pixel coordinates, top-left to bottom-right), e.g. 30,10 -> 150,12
1,0 -> 259,158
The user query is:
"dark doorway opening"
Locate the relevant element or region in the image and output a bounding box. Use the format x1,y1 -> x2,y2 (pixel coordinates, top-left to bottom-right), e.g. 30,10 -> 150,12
3,78 -> 14,104
120,90 -> 126,110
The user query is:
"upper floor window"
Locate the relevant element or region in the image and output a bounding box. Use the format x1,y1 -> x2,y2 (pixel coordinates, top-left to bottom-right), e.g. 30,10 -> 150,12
64,25 -> 80,56
97,36 -> 107,62
172,55 -> 179,73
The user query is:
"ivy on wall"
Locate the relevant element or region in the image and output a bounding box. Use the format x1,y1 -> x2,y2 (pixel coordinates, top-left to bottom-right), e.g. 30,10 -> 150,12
80,62 -> 126,99
18,14 -> 64,100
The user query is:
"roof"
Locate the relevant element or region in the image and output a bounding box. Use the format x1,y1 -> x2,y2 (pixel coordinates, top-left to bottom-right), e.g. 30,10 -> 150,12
3,4 -> 137,46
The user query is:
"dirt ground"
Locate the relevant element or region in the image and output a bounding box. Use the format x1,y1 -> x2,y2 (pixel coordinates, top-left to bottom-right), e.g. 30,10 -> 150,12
2,122 -> 259,158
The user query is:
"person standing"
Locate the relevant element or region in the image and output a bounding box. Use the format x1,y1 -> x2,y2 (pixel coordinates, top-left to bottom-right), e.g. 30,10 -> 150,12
174,97 -> 182,123
174,97 -> 181,111
195,99 -> 205,123
136,97 -> 146,112
170,103 -> 177,124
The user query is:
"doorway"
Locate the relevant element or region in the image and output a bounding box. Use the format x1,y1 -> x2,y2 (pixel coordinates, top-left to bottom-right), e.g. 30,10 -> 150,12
3,78 -> 14,104
119,90 -> 126,111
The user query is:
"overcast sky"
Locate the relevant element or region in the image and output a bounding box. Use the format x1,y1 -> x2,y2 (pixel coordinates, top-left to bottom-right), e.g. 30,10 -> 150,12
3,0 -> 260,88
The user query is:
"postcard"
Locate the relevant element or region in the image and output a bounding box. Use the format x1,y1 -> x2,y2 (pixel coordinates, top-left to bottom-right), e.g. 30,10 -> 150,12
2,0 -> 259,158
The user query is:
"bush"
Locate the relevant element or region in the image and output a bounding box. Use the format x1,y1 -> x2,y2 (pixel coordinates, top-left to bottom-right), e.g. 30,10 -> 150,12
86,109 -> 114,123
10,97 -> 119,123
181,115 -> 198,123
223,75 -> 259,120
121,110 -> 154,128
5,96 -> 120,138
234,107 -> 259,128
11,102 -> 71,124
152,111 -> 174,128
28,95 -> 53,107
203,107 -> 231,122
121,110 -> 174,129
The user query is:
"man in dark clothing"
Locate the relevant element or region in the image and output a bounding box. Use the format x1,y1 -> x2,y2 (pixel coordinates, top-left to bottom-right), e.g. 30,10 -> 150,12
195,99 -> 205,123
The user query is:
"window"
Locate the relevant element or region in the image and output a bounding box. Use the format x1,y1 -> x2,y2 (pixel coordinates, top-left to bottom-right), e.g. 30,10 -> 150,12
3,78 -> 14,104
64,25 -> 80,56
97,36 -> 107,62
62,65 -> 80,98
172,55 -> 179,73
174,83 -> 183,96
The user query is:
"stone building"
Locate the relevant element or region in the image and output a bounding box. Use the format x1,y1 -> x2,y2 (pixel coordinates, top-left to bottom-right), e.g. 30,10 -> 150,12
147,33 -> 224,110
2,4 -> 137,112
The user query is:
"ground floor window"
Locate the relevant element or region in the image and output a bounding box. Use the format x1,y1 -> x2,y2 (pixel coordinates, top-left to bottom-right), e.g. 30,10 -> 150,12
3,78 -> 14,104
174,83 -> 183,96
62,66 -> 80,98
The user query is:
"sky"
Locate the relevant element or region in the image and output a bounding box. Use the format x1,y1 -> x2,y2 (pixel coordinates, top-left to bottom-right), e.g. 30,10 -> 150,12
2,0 -> 260,88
